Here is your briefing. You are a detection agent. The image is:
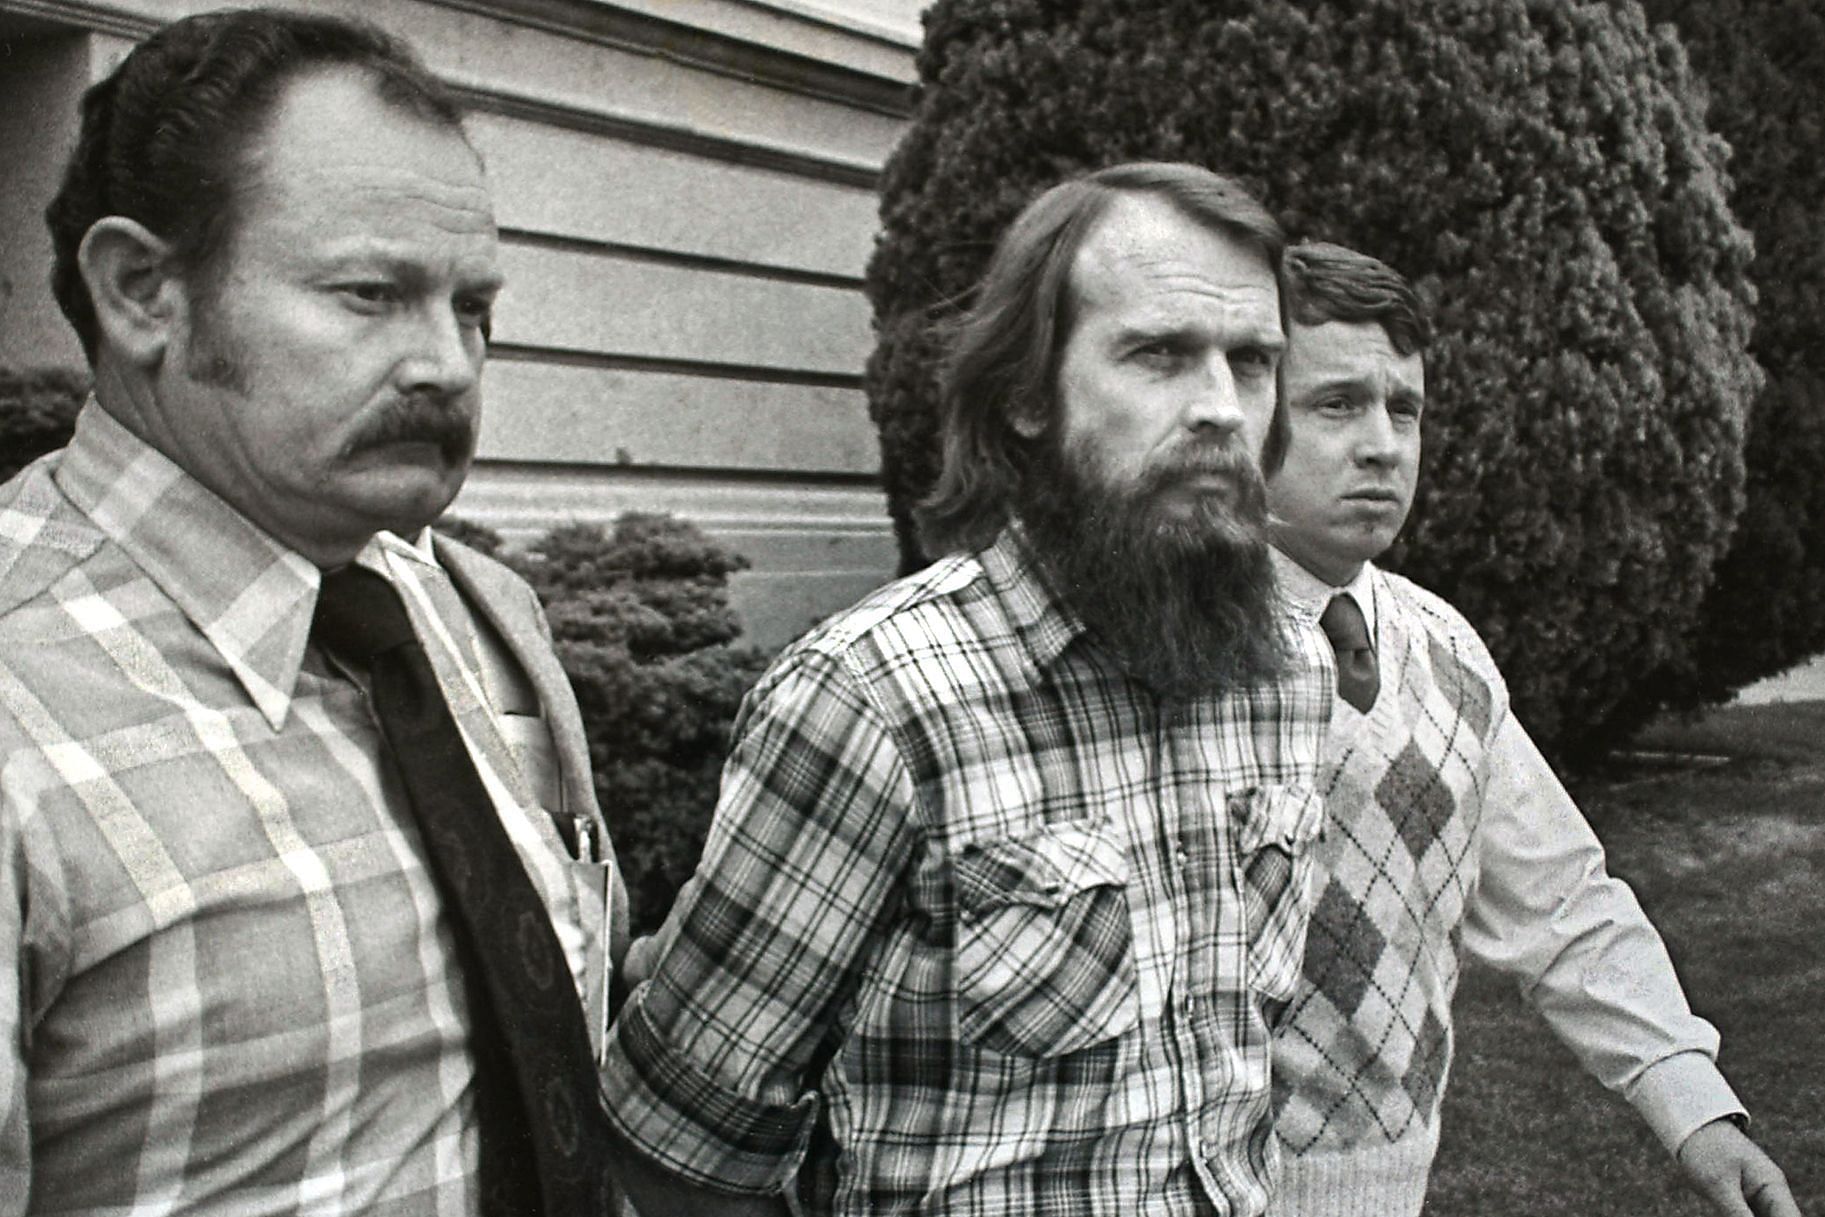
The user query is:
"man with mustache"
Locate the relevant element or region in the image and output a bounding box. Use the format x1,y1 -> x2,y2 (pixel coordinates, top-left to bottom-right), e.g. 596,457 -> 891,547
1263,242 -> 1797,1217
602,162 -> 1336,1217
0,10 -> 626,1214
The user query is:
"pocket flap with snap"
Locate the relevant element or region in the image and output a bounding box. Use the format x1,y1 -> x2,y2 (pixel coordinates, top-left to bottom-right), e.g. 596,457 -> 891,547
953,823 -> 1131,916
1229,783 -> 1325,856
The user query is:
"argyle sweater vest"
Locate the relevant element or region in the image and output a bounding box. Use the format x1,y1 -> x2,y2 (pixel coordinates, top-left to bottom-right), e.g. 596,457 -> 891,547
1270,568 -> 1505,1217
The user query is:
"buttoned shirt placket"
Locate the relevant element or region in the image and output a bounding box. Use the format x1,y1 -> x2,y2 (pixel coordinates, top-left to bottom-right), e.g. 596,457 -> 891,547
1171,698 -> 1264,1215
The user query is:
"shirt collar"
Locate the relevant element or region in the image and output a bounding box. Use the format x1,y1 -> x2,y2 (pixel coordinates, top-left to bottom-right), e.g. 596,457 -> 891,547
54,403 -> 436,730
977,522 -> 1090,672
1270,546 -> 1378,638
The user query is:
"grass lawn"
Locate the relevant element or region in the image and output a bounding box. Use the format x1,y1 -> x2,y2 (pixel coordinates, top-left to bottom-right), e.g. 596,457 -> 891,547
1425,700 -> 1825,1215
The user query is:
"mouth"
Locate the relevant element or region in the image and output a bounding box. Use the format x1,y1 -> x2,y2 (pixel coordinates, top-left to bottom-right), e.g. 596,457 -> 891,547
1342,487 -> 1402,504
351,432 -> 472,466
378,438 -> 462,463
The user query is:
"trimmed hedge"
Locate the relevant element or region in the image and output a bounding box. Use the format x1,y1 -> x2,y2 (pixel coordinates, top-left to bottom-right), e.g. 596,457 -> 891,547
865,0 -> 1761,756
1634,0 -> 1825,705
456,516 -> 770,935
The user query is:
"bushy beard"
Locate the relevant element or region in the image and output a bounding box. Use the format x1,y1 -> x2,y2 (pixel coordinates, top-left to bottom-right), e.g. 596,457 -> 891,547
1015,429 -> 1291,699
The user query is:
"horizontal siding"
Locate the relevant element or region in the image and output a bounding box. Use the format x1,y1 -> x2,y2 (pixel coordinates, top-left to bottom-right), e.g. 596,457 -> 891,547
588,0 -> 920,78
493,241 -> 872,375
51,0 -> 911,169
0,32 -> 89,370
478,359 -> 878,475
469,111 -> 878,279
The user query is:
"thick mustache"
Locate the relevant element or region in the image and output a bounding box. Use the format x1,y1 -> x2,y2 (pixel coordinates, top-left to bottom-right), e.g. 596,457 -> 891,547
1152,441 -> 1255,481
1142,439 -> 1269,522
346,395 -> 475,462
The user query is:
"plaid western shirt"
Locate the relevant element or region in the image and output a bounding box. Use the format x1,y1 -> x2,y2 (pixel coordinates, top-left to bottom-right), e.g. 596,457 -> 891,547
604,527 -> 1335,1216
0,405 -> 616,1215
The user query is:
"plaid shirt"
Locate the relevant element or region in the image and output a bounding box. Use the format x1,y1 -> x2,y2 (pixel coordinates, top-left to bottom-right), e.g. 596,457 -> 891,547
0,406 -> 614,1215
604,528 -> 1334,1216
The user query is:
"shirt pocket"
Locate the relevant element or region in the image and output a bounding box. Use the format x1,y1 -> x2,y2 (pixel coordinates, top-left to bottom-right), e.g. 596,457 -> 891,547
951,822 -> 1141,1057
1230,783 -> 1326,1006
498,711 -> 564,813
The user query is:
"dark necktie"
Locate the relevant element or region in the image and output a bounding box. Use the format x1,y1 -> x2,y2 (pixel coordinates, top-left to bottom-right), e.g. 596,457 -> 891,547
312,565 -> 613,1217
1320,591 -> 1380,713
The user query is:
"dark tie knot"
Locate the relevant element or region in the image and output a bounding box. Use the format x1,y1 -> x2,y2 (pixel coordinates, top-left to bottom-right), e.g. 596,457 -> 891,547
312,565 -> 419,662
1320,592 -> 1371,653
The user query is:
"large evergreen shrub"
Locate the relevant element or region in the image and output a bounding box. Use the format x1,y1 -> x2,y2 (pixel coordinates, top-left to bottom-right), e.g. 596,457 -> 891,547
1634,0 -> 1825,704
460,516 -> 770,934
866,0 -> 1760,755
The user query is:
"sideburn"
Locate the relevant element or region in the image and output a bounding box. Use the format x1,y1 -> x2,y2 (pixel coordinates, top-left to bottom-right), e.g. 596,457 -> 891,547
180,268 -> 255,396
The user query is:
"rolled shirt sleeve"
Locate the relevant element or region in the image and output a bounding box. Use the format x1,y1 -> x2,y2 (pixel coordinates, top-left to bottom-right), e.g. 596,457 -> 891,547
1460,710 -> 1745,1153
601,648 -> 920,1192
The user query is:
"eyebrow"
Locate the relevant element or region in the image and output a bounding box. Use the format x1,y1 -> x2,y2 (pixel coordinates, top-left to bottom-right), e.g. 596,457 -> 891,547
315,251 -> 505,293
1292,377 -> 1427,406
1292,374 -> 1372,398
1110,321 -> 1285,351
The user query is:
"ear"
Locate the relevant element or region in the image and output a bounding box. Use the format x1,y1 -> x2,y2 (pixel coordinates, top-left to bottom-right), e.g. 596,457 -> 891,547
77,218 -> 185,368
1007,399 -> 1048,440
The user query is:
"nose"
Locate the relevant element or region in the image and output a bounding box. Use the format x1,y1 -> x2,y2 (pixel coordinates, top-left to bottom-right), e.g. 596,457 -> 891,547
1182,357 -> 1246,437
1354,404 -> 1400,466
398,303 -> 483,398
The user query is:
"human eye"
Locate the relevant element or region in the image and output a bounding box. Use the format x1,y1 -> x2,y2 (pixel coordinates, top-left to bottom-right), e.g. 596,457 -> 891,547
1128,336 -> 1184,369
1389,396 -> 1425,424
454,291 -> 495,332
334,280 -> 401,311
1230,345 -> 1277,379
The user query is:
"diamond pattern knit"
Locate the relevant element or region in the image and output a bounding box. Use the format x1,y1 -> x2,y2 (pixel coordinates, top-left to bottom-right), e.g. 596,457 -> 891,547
1272,568 -> 1504,1153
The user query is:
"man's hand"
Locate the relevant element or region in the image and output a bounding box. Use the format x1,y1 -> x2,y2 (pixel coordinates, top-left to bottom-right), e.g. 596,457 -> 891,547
1677,1117 -> 1802,1217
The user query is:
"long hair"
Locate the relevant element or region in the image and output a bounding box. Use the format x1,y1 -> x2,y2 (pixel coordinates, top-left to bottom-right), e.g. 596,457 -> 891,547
1267,242 -> 1431,473
46,8 -> 466,363
913,162 -> 1285,557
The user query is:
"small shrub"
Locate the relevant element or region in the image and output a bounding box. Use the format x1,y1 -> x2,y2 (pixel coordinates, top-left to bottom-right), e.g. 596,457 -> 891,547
0,367 -> 87,482
448,514 -> 771,934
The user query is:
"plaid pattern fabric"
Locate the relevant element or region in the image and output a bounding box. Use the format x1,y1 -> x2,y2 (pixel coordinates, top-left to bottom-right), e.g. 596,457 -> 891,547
604,527 -> 1334,1217
0,406 -> 609,1216
1271,568 -> 1502,1153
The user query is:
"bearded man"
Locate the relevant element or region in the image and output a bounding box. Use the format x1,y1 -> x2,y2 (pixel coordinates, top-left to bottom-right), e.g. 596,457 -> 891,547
602,162 -> 1336,1217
